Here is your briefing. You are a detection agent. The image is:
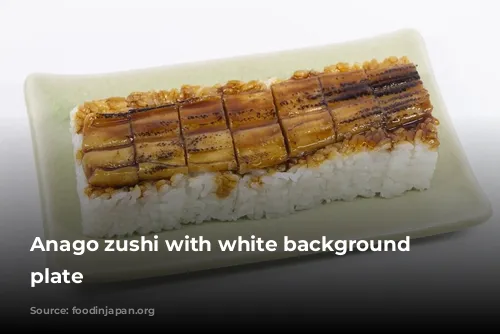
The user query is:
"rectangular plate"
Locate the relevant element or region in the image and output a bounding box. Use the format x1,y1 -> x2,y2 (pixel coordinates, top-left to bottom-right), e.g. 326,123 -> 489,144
24,29 -> 492,283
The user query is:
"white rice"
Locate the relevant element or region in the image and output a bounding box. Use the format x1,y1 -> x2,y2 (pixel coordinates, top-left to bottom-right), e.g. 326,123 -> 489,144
70,107 -> 439,238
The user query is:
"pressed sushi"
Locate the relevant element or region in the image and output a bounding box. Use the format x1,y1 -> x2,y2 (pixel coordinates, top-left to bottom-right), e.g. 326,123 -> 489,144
69,56 -> 440,238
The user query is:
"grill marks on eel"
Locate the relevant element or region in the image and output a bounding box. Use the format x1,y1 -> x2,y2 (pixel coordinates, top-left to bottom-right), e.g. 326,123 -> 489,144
318,67 -> 383,142
364,61 -> 432,130
271,75 -> 336,158
130,104 -> 187,181
81,112 -> 139,187
222,81 -> 288,174
178,88 -> 237,173
79,57 -> 434,188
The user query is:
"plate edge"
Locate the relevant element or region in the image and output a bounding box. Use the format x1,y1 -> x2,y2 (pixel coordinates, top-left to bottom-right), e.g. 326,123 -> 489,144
58,209 -> 494,284
46,204 -> 493,283
410,30 -> 493,212
24,75 -> 54,242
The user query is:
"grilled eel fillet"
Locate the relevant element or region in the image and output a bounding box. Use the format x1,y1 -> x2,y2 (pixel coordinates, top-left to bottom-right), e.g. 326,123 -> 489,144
76,56 -> 435,188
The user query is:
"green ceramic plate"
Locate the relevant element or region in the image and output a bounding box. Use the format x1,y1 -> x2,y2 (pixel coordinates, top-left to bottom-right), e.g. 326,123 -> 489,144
24,29 -> 492,283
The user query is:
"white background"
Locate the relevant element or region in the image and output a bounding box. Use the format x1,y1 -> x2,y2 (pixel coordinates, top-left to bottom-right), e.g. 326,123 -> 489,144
1,0 -> 499,307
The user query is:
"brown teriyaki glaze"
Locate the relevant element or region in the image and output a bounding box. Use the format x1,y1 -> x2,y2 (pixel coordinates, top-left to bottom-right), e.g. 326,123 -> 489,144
76,56 -> 436,190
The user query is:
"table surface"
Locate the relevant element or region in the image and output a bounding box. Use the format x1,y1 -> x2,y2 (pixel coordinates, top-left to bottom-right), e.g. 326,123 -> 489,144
1,0 -> 498,315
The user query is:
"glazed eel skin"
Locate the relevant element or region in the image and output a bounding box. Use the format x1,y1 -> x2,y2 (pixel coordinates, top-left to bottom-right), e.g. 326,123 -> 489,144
75,56 -> 434,189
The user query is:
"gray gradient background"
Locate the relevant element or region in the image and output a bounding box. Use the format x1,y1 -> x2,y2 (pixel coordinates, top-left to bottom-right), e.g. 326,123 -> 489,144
1,0 -> 500,316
